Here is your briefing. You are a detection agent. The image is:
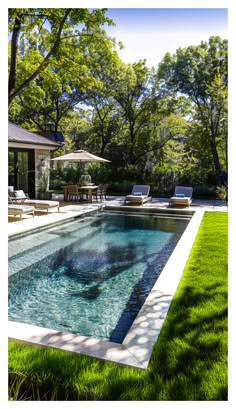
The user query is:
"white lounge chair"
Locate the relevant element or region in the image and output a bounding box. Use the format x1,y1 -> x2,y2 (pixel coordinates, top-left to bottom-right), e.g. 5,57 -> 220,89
169,186 -> 193,207
9,190 -> 60,213
124,185 -> 152,205
8,204 -> 34,220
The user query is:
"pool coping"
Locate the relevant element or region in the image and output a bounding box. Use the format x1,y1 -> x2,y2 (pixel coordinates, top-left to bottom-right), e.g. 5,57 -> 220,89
8,207 -> 205,370
8,204 -> 106,241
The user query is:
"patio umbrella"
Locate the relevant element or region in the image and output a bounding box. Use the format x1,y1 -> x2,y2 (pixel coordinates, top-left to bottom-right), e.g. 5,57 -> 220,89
51,149 -> 110,200
51,149 -> 111,163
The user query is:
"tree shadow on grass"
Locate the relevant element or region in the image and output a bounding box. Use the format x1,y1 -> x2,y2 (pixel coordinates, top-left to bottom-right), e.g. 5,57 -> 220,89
147,282 -> 228,400
8,342 -> 146,400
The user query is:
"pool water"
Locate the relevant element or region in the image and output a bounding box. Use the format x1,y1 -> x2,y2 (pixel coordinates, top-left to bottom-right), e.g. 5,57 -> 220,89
8,212 -> 189,343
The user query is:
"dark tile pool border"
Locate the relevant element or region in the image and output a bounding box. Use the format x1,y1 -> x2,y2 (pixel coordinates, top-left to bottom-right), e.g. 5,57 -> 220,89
8,207 -> 205,369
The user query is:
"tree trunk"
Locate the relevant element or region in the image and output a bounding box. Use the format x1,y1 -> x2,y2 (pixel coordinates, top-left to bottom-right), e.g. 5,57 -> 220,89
209,134 -> 222,181
8,14 -> 22,101
129,123 -> 136,164
100,140 -> 106,157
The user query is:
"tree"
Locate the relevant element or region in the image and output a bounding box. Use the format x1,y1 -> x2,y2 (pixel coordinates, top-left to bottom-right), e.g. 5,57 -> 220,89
157,36 -> 228,181
8,8 -> 113,105
113,60 -> 188,167
68,28 -> 125,157
8,12 -> 121,135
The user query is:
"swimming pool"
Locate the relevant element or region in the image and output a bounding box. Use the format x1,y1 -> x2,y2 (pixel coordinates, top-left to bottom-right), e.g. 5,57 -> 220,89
8,211 -> 190,343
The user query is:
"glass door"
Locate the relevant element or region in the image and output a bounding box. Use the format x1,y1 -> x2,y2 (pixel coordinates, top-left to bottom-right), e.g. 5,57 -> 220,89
8,148 -> 35,198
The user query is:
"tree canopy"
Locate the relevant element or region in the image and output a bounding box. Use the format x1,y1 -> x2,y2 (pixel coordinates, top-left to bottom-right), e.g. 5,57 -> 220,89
8,9 -> 228,193
157,36 -> 228,179
8,8 -> 113,105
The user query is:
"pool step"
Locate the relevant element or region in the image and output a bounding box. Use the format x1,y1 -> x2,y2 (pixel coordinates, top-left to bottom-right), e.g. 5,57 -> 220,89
104,207 -> 192,220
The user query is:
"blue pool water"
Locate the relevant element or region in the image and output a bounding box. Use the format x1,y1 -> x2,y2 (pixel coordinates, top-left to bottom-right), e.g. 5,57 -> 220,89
8,211 -> 189,342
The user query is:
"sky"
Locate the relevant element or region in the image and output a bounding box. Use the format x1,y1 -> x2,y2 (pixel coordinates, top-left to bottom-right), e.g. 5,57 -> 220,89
103,8 -> 228,67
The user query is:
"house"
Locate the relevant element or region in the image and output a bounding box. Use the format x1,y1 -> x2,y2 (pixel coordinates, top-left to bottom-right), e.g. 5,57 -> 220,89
8,122 -> 61,198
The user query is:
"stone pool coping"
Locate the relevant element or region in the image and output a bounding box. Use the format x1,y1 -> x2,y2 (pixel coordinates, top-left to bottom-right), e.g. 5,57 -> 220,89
8,203 -> 106,240
8,207 -> 204,369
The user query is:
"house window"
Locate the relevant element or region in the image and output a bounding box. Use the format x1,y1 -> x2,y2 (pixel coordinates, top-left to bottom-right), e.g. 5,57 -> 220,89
8,148 -> 35,198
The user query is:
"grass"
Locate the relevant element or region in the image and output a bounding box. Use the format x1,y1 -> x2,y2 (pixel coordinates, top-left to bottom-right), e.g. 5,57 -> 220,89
8,211 -> 228,400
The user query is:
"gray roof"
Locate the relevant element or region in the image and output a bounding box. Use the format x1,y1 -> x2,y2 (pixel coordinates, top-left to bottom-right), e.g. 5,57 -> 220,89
8,122 -> 60,147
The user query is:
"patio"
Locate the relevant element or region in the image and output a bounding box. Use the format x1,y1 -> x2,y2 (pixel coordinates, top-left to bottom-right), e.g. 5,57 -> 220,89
8,194 -> 227,239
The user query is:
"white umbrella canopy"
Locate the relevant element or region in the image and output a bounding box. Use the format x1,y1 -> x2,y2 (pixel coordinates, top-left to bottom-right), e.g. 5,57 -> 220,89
51,149 -> 111,163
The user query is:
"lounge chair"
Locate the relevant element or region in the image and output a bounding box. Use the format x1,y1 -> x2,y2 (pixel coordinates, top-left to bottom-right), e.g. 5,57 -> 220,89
9,190 -> 60,213
124,185 -> 152,205
169,186 -> 193,207
8,204 -> 34,220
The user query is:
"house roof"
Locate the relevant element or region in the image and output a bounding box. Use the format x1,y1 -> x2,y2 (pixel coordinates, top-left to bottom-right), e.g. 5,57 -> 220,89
8,122 -> 60,148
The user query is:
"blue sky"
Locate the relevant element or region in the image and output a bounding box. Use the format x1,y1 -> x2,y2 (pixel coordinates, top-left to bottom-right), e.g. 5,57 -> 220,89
103,8 -> 228,67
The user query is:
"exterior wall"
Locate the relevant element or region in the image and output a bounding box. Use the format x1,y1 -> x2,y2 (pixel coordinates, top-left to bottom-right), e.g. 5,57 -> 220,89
35,149 -> 51,198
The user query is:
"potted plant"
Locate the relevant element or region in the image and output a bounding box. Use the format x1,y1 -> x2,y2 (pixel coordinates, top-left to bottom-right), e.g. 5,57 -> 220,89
216,184 -> 228,205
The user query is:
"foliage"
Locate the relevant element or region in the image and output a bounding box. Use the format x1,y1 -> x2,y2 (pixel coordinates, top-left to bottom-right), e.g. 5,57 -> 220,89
8,9 -> 228,190
216,183 -> 228,202
8,212 -> 228,400
9,26 -> 123,133
49,165 -> 84,189
8,8 -> 114,105
157,36 -> 228,180
111,61 -> 187,166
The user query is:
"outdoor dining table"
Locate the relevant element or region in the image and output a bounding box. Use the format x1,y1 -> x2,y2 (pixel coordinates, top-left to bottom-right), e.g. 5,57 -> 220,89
63,185 -> 99,202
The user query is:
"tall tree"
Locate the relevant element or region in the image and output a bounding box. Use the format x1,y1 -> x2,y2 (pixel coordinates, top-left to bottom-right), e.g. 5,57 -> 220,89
157,36 -> 228,180
113,60 -> 188,166
8,8 -> 113,105
74,32 -> 125,156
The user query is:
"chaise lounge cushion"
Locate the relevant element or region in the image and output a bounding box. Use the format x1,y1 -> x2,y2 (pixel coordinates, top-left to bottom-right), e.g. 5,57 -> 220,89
14,190 -> 28,198
8,204 -> 34,219
24,199 -> 60,213
9,190 -> 60,213
169,186 -> 193,207
125,185 -> 152,205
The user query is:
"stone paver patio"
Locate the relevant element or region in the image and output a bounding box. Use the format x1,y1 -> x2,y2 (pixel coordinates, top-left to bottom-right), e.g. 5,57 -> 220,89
8,194 -> 227,238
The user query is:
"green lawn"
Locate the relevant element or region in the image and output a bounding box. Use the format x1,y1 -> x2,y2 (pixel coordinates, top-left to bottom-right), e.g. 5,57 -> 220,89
8,211 -> 228,400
